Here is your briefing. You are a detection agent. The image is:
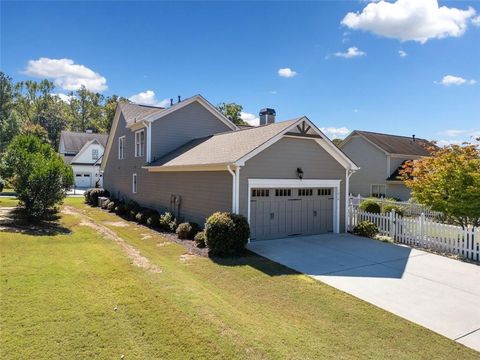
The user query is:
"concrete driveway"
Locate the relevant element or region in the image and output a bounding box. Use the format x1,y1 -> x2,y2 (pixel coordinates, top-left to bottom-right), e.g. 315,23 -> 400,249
248,233 -> 480,352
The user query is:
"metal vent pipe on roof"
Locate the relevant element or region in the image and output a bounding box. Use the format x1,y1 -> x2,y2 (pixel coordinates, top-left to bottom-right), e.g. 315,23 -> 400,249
259,108 -> 276,125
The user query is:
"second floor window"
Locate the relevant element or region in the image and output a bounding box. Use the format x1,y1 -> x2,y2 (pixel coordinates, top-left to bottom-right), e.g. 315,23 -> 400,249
92,149 -> 99,160
135,130 -> 145,157
118,136 -> 125,159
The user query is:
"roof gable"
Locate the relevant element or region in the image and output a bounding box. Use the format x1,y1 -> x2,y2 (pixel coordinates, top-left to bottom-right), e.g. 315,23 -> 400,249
59,131 -> 108,154
341,130 -> 433,156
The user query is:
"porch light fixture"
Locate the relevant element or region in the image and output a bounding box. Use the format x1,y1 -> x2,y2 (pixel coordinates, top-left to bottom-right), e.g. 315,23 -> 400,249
297,167 -> 304,179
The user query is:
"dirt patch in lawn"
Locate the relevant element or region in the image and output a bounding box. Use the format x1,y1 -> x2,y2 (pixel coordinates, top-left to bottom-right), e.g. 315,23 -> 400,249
104,221 -> 129,227
63,206 -> 162,273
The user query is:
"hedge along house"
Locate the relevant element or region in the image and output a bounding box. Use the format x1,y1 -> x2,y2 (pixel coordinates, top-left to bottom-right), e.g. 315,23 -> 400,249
102,95 -> 358,240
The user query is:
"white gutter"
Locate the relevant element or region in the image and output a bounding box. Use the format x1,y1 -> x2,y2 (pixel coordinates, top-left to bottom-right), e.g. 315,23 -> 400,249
234,166 -> 240,213
227,165 -> 236,213
147,122 -> 152,163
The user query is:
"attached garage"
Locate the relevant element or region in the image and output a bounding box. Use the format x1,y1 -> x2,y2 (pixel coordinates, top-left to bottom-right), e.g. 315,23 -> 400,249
250,187 -> 334,240
75,173 -> 91,187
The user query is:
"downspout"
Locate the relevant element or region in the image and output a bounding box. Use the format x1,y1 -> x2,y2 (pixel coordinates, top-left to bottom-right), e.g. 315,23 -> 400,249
227,165 -> 236,213
235,166 -> 240,213
146,122 -> 152,163
345,168 -> 355,232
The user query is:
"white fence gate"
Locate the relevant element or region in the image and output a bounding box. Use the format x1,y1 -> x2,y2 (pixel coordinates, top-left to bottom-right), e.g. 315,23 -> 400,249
348,208 -> 480,262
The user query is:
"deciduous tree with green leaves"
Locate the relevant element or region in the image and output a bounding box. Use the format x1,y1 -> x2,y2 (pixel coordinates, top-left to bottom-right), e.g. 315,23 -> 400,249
216,102 -> 248,125
402,142 -> 480,228
0,135 -> 73,219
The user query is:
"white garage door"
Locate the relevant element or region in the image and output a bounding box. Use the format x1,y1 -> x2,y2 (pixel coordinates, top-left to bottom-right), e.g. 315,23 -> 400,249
250,188 -> 333,240
75,173 -> 91,188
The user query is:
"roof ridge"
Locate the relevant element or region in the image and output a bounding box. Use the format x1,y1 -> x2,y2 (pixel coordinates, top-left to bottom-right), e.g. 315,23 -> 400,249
356,130 -> 429,141
211,118 -> 299,137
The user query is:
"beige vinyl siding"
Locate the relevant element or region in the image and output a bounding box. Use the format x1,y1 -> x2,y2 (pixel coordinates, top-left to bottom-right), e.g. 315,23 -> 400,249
150,101 -> 232,161
340,136 -> 388,197
239,137 -> 347,232
103,104 -> 233,225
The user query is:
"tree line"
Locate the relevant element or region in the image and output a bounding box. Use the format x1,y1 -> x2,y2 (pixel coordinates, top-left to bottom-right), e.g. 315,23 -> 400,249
0,72 -> 127,153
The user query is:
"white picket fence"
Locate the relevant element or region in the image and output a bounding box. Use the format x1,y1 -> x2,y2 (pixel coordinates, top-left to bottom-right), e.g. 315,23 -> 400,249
348,208 -> 480,262
349,195 -> 443,219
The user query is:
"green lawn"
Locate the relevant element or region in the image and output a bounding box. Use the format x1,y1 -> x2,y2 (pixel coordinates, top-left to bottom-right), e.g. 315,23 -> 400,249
1,198 -> 477,359
0,196 -> 18,207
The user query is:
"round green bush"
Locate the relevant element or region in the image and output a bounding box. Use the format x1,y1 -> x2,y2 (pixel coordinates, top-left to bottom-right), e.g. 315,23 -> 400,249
101,199 -> 110,209
159,212 -> 174,231
146,213 -> 160,228
0,179 -> 5,192
359,200 -> 381,214
107,200 -> 117,212
176,222 -> 199,240
382,204 -> 404,217
194,231 -> 206,248
85,188 -> 109,206
135,209 -> 153,224
353,221 -> 378,238
205,212 -> 250,256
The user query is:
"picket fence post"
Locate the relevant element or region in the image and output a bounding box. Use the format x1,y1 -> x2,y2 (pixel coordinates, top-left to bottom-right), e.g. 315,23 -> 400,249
419,213 -> 425,246
389,209 -> 395,239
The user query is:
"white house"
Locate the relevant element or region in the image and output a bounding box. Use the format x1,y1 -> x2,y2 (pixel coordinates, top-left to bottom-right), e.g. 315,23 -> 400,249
59,130 -> 108,188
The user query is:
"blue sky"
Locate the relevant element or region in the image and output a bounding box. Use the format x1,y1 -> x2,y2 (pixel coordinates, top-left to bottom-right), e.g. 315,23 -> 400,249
2,1 -> 479,144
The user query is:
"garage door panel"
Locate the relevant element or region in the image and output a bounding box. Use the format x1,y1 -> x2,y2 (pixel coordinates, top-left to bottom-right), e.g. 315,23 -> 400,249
251,187 -> 334,241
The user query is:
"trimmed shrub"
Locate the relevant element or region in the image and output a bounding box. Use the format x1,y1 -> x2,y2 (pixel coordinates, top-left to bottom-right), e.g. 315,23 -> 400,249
85,188 -> 109,206
205,212 -> 250,256
0,179 -> 4,192
159,212 -> 174,231
176,222 -> 199,240
194,231 -> 206,248
382,204 -> 404,217
107,200 -> 117,212
146,213 -> 160,228
101,199 -> 110,209
353,221 -> 378,238
359,199 -> 381,214
115,202 -> 127,215
135,208 -> 153,224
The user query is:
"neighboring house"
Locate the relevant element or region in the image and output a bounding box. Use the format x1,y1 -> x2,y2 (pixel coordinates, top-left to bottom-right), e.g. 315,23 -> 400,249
59,130 -> 108,188
339,130 -> 433,201
102,95 -> 358,240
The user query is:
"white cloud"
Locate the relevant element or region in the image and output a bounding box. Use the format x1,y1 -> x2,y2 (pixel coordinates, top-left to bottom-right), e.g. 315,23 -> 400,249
24,58 -> 107,92
240,111 -> 259,126
472,15 -> 480,26
269,90 -> 278,95
437,129 -> 480,146
320,126 -> 350,139
437,75 -> 476,86
278,68 -> 297,78
129,90 -> 170,107
341,0 -> 476,44
441,129 -> 480,138
398,50 -> 407,57
437,139 -> 464,147
334,47 -> 366,58
54,93 -> 74,103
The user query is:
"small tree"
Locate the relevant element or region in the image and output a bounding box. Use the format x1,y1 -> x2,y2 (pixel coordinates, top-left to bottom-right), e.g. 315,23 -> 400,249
402,141 -> 480,228
216,102 -> 249,126
0,135 -> 73,219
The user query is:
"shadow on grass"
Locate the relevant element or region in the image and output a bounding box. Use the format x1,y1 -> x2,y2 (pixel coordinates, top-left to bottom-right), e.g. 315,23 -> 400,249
209,250 -> 300,277
0,207 -> 71,236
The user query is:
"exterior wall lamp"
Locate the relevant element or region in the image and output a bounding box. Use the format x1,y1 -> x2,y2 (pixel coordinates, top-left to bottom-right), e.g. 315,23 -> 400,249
297,167 -> 304,179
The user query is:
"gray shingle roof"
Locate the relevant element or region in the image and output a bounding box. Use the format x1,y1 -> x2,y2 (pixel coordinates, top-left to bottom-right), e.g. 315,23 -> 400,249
119,102 -> 165,126
354,131 -> 434,156
147,119 -> 300,167
60,131 -> 108,154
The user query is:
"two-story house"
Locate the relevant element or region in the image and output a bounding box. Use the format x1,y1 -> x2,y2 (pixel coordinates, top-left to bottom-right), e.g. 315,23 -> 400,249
339,130 -> 434,201
59,130 -> 108,188
102,95 -> 359,240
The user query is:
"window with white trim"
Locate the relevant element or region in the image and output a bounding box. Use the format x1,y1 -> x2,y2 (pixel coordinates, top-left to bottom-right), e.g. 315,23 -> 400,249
318,188 -> 332,196
135,130 -> 145,157
132,173 -> 137,194
371,184 -> 386,198
92,149 -> 99,160
252,189 -> 269,197
275,189 -> 291,197
118,136 -> 125,159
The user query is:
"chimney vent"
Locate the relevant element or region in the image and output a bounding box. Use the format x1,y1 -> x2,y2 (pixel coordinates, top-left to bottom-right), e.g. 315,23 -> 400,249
412,134 -> 416,142
259,108 -> 276,125
177,95 -> 181,103
170,98 -> 173,106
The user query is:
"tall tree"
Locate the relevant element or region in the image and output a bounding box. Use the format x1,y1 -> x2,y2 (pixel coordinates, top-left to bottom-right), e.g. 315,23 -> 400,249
0,72 -> 20,153
101,95 -> 129,133
68,86 -> 105,132
216,102 -> 248,126
402,142 -> 480,228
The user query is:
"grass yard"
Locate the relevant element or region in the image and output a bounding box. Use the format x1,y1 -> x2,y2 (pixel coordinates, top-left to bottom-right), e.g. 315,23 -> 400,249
0,197 -> 18,208
1,197 -> 477,359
